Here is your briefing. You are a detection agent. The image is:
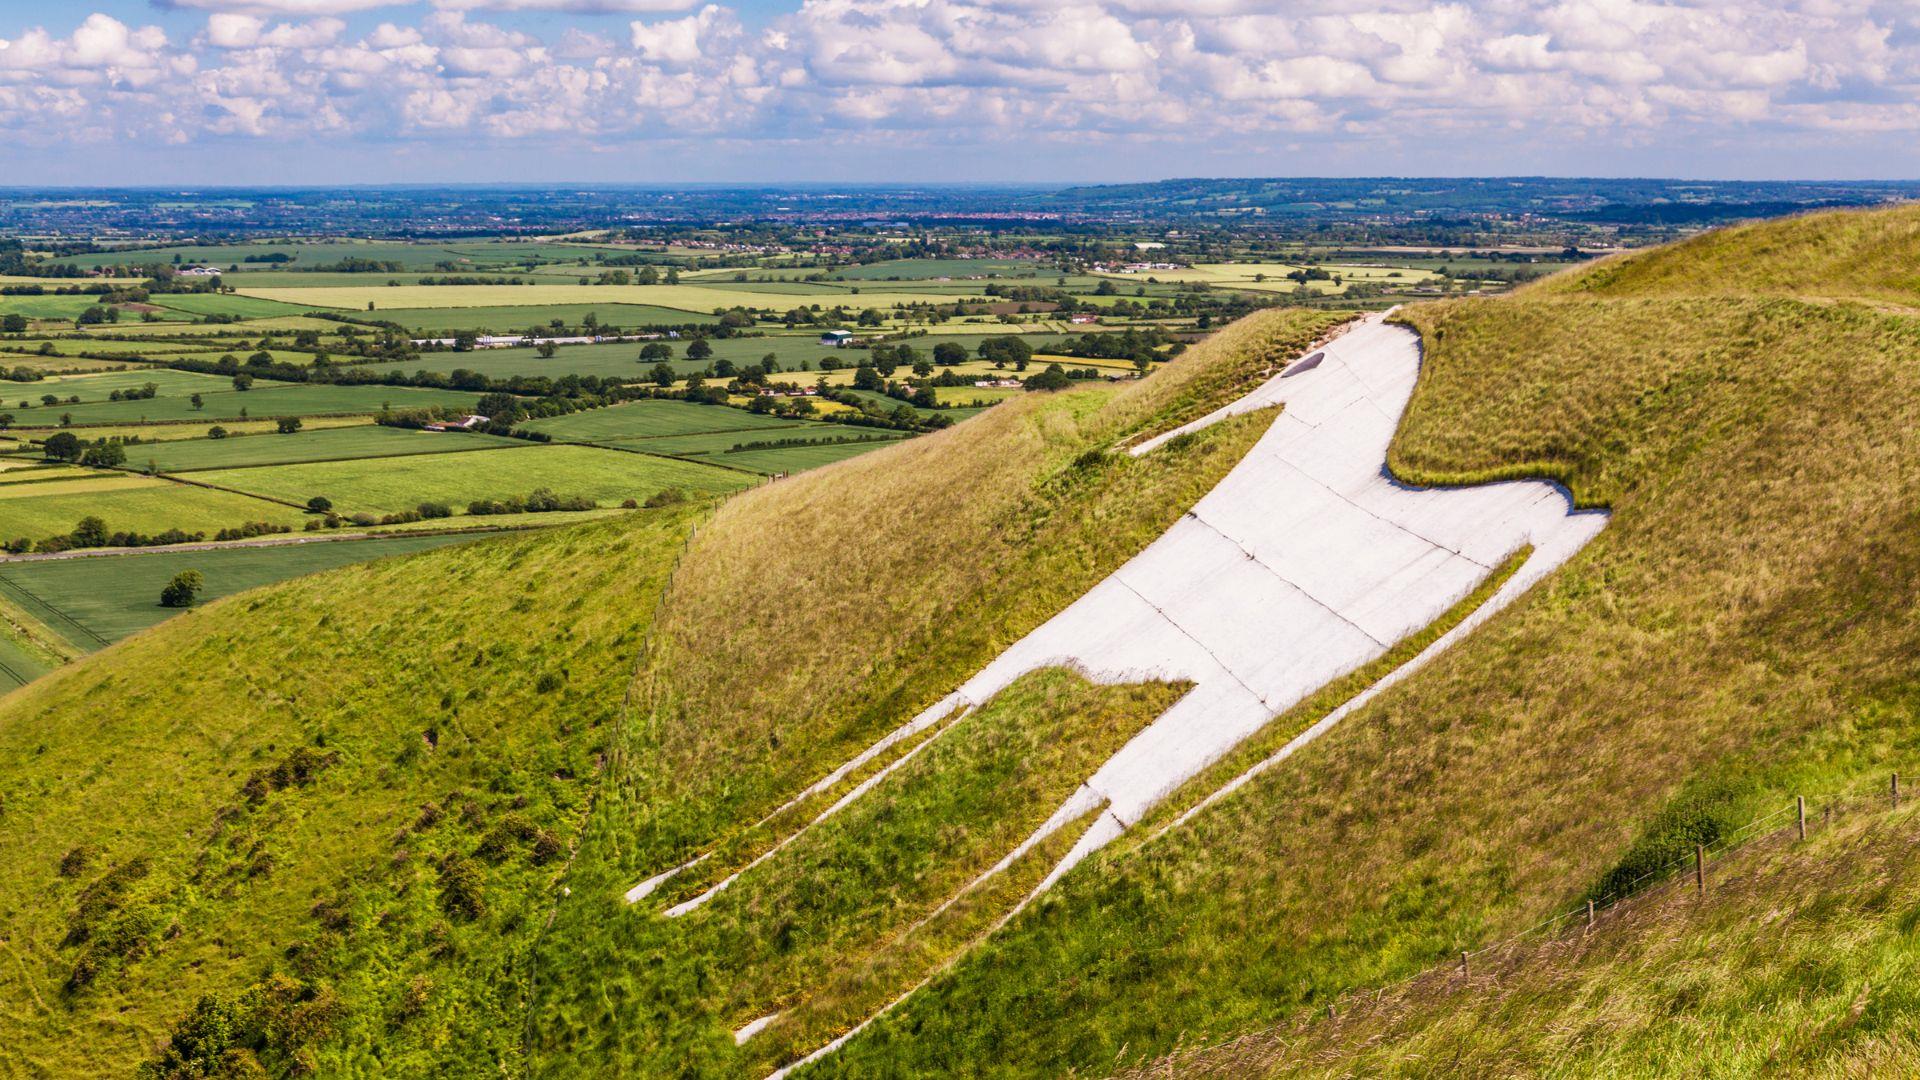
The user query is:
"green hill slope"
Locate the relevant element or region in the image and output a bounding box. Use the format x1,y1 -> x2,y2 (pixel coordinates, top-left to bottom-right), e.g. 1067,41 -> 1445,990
0,309 -> 1345,1076
1133,795 -> 1920,1078
798,212 -> 1920,1076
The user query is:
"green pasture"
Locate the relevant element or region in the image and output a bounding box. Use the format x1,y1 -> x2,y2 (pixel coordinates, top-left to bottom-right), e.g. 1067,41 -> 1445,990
0,533 -> 488,652
197,443 -> 753,516
0,475 -> 302,541
131,425 -> 520,473
721,439 -> 905,474
522,400 -> 803,442
4,381 -> 485,427
367,304 -> 720,334
150,294 -> 321,320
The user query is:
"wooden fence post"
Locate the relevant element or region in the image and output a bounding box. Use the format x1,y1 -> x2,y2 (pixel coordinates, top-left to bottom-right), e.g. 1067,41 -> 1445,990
1894,772 -> 1902,808
1587,898 -> 1596,927
1459,951 -> 1469,976
1695,844 -> 1705,894
1797,795 -> 1806,840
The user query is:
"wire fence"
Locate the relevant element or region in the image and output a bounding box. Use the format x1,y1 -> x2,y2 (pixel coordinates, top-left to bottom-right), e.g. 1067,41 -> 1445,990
1153,768 -> 1920,1071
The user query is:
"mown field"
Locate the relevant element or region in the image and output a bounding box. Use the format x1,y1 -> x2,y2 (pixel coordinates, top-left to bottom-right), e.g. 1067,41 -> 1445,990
0,533 -> 486,652
197,443 -> 754,516
363,304 -> 717,333
0,474 -> 302,540
6,380 -> 484,427
130,425 -> 520,473
235,284 -> 981,314
520,399 -> 803,442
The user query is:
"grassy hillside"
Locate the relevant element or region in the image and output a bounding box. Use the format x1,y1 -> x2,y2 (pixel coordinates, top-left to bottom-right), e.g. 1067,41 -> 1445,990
0,307 -> 1347,1075
0,509 -> 703,1075
1540,202 -> 1920,305
800,217 -> 1920,1076
1138,795 -> 1920,1077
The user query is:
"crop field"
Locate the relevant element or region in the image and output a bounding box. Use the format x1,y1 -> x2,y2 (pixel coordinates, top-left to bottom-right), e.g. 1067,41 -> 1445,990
0,533 -> 488,651
0,632 -> 53,692
0,463 -> 106,486
721,439 -> 908,474
235,283 -> 980,314
521,399 -> 804,441
830,257 -> 1056,280
149,293 -> 321,320
0,474 -> 301,541
46,239 -> 633,273
81,315 -> 345,336
362,304 -> 720,333
1,338 -> 209,356
5,380 -> 485,427
131,425 -> 521,473
613,426 -> 905,457
25,368 -> 234,402
0,294 -> 124,320
49,416 -> 371,444
196,443 -> 753,516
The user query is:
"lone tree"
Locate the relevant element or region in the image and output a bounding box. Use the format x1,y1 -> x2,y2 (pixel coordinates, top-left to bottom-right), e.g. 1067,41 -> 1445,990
276,416 -> 302,434
686,338 -> 713,361
536,341 -> 558,359
160,570 -> 204,609
306,496 -> 333,513
639,342 -> 673,361
232,373 -> 254,392
189,393 -> 204,410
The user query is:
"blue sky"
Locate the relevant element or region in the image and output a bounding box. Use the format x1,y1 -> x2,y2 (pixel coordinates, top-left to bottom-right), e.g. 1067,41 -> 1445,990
1,1 -> 1916,186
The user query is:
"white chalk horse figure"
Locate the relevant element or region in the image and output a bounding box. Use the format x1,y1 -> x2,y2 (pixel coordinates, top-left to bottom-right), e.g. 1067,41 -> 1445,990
629,312 -> 1608,1066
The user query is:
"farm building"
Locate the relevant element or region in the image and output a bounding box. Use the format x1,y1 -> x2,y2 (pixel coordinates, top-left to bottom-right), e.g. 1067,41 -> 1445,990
176,266 -> 222,277
819,330 -> 856,347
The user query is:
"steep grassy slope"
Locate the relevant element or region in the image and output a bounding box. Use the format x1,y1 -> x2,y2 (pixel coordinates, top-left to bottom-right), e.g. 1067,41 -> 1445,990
0,307 -> 1347,1076
806,222 -> 1920,1076
521,307 -> 1350,1074
0,509 -> 703,1076
1139,797 -> 1920,1077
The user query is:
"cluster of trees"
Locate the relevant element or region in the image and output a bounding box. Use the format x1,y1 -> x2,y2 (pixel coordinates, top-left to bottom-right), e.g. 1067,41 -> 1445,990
212,522 -> 293,542
7,515 -> 205,555
106,382 -> 159,402
467,488 -> 598,516
305,501 -> 453,530
42,432 -> 132,467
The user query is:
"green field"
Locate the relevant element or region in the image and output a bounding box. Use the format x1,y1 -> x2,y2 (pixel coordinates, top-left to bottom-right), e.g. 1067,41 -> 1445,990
0,295 -> 128,320
0,534 -> 490,652
0,475 -> 301,541
130,425 -> 521,473
24,368 -> 234,402
5,381 -> 486,427
149,294 -> 321,320
522,400 -> 804,442
0,631 -> 54,691
721,439 -> 906,474
830,258 -> 1055,280
363,304 -> 719,333
1,338 -> 213,357
614,426 -> 904,457
197,442 -> 753,515
46,240 -> 635,273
